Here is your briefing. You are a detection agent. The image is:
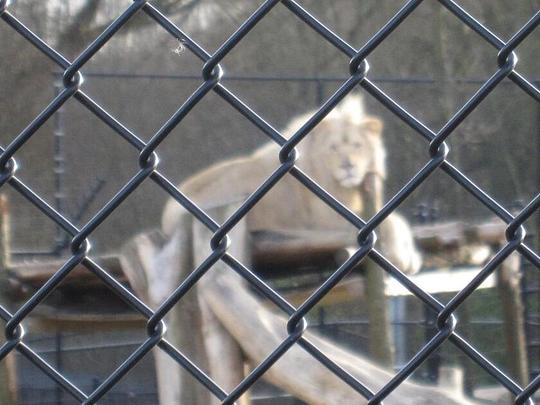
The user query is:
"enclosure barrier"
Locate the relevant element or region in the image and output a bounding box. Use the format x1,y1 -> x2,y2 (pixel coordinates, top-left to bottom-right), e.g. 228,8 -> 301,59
0,0 -> 539,403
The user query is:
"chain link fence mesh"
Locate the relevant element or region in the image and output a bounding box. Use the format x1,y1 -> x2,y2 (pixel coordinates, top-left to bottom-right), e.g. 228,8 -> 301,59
0,0 -> 539,403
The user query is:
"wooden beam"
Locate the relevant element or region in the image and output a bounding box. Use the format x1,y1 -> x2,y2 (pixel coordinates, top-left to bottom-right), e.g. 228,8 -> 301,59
465,219 -> 507,245
251,219 -> 506,277
7,218 -> 507,293
0,194 -> 16,405
413,221 -> 464,249
276,267 -> 491,308
252,228 -> 355,271
8,255 -> 125,290
0,194 -> 11,271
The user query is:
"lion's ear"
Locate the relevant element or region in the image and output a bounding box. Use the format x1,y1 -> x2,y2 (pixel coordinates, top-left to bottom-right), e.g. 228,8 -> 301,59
361,117 -> 383,137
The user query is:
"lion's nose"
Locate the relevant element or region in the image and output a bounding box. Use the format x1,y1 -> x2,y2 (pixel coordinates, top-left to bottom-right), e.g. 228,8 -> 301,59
341,157 -> 354,170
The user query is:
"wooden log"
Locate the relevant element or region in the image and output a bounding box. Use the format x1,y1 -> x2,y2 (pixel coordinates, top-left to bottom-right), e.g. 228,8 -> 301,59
9,255 -> 125,290
466,219 -> 506,245
251,229 -> 355,274
496,252 -> 528,386
193,204 -> 251,405
0,194 -> 11,271
120,222 -> 210,405
250,220 -> 498,277
413,221 -> 465,249
200,300 -> 247,405
198,260 -> 474,404
362,173 -> 394,367
0,194 -> 17,404
276,266 -> 495,308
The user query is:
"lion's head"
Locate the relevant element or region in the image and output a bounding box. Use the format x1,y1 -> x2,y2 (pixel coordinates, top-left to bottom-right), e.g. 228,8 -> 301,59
294,95 -> 385,189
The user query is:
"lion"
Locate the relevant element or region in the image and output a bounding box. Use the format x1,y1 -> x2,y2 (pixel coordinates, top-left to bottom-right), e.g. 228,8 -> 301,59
162,96 -> 421,274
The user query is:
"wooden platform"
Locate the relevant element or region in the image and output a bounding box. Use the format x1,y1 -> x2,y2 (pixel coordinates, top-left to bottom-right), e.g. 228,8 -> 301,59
6,218 -> 507,300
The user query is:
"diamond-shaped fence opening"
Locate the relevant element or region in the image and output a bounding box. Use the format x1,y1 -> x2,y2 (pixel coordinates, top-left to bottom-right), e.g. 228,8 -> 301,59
0,0 -> 539,404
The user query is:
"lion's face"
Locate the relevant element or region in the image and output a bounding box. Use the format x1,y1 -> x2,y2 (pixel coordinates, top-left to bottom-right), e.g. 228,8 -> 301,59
307,116 -> 384,189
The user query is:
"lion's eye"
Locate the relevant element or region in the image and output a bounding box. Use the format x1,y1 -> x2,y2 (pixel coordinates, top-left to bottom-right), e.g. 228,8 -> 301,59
330,144 -> 338,151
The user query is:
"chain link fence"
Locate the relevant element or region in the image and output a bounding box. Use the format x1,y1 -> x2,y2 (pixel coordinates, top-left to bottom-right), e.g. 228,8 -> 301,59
0,0 -> 539,403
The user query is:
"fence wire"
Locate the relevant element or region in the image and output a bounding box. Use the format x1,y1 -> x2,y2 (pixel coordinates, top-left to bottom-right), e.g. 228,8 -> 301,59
0,0 -> 539,404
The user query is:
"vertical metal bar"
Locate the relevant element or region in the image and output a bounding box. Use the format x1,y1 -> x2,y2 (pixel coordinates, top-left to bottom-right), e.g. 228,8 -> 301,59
391,297 -> 407,370
521,232 -> 537,382
537,81 -> 540,244
317,271 -> 326,335
55,331 -> 63,405
423,306 -> 440,383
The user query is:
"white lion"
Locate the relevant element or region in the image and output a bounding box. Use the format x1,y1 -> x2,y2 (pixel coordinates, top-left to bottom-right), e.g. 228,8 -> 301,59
162,96 -> 421,274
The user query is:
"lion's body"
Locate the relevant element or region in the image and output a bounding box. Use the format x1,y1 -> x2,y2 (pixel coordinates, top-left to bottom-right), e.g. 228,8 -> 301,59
162,96 -> 422,274
163,142 -> 364,233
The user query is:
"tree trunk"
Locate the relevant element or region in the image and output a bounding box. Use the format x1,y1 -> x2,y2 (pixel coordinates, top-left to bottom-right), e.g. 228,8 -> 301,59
497,252 -> 529,387
363,173 -> 394,367
120,217 -> 210,405
0,194 -> 16,404
193,204 -> 250,405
